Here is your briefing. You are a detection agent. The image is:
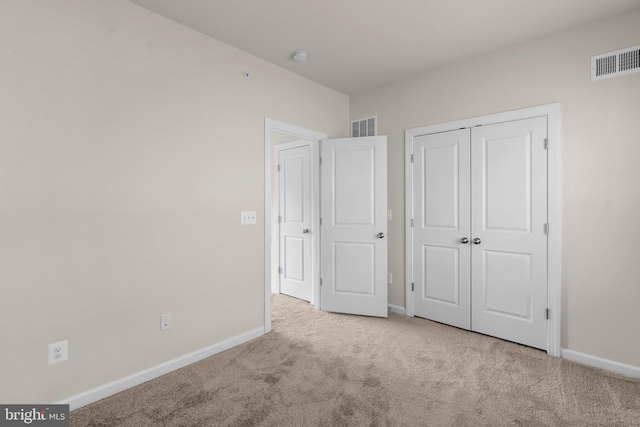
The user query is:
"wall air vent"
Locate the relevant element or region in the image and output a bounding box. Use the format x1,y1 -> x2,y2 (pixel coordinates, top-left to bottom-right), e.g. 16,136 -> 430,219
351,116 -> 377,137
591,45 -> 640,81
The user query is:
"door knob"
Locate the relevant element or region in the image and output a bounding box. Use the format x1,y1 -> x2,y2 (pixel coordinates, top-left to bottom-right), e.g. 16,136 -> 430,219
460,237 -> 469,244
472,238 -> 481,245
302,228 -> 309,234
377,232 -> 385,239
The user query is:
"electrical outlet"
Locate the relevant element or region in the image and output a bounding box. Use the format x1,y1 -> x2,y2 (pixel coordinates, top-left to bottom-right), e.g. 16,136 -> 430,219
241,211 -> 257,225
388,273 -> 393,285
161,313 -> 172,330
48,340 -> 68,365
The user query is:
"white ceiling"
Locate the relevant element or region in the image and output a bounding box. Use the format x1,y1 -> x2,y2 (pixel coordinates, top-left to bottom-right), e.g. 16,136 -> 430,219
128,0 -> 640,95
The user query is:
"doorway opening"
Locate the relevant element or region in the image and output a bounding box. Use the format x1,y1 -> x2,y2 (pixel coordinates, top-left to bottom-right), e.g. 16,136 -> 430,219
264,119 -> 391,331
264,119 -> 326,333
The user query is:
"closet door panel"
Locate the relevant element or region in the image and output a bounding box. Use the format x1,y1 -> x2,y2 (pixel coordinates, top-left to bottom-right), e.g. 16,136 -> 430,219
471,117 -> 548,350
413,129 -> 471,330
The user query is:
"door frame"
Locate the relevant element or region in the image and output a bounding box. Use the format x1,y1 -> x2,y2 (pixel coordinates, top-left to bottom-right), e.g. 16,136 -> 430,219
404,103 -> 561,357
264,119 -> 326,333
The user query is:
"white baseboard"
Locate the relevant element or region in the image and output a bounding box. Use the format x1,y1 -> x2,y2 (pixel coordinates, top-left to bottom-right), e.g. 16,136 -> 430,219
561,348 -> 640,379
59,327 -> 265,411
388,304 -> 406,315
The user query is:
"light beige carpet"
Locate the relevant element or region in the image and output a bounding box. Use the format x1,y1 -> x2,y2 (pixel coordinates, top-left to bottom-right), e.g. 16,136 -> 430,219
72,294 -> 640,426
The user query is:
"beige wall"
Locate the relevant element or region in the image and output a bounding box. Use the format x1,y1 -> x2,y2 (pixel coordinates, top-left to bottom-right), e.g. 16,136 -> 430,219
351,10 -> 640,367
0,0 -> 348,403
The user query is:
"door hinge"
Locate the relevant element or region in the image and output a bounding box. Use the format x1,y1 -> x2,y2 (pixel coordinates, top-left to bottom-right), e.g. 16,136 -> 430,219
545,223 -> 549,234
410,154 -> 414,163
320,218 -> 323,226
411,282 -> 414,292
278,266 -> 282,274
319,157 -> 323,166
277,164 -> 281,172
411,218 -> 414,228
278,215 -> 282,223
320,278 -> 323,287
545,308 -> 550,320
544,138 -> 549,150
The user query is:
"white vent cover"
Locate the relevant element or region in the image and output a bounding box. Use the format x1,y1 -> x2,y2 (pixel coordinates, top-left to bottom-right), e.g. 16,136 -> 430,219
591,45 -> 640,81
351,116 -> 376,137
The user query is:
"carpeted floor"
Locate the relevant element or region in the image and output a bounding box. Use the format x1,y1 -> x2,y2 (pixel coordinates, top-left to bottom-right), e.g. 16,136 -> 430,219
71,294 -> 640,426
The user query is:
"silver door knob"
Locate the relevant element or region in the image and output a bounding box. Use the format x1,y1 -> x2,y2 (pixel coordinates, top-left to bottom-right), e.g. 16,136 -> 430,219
302,228 -> 309,234
377,232 -> 385,239
460,237 -> 469,244
472,238 -> 481,245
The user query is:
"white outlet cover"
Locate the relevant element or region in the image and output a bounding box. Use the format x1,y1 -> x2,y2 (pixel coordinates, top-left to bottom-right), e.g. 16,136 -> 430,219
48,340 -> 68,365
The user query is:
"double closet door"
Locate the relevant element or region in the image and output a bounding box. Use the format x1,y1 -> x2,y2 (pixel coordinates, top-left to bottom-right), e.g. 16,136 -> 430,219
412,117 -> 548,350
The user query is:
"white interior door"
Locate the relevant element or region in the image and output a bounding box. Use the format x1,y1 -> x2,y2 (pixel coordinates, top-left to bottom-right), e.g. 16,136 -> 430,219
277,142 -> 312,302
321,136 -> 388,317
413,129 -> 471,329
471,117 -> 548,349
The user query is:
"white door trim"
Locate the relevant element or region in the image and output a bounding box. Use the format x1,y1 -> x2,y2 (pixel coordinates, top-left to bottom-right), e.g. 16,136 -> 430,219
264,119 -> 326,333
404,103 -> 561,357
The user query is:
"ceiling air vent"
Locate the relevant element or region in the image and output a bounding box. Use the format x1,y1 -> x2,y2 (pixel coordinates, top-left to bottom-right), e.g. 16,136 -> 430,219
591,45 -> 640,81
351,116 -> 377,137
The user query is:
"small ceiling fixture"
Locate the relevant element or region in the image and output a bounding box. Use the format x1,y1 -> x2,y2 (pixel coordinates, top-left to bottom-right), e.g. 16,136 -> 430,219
291,50 -> 308,63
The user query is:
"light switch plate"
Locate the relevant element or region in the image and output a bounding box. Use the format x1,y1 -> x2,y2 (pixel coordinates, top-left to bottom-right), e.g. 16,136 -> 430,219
241,211 -> 257,225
